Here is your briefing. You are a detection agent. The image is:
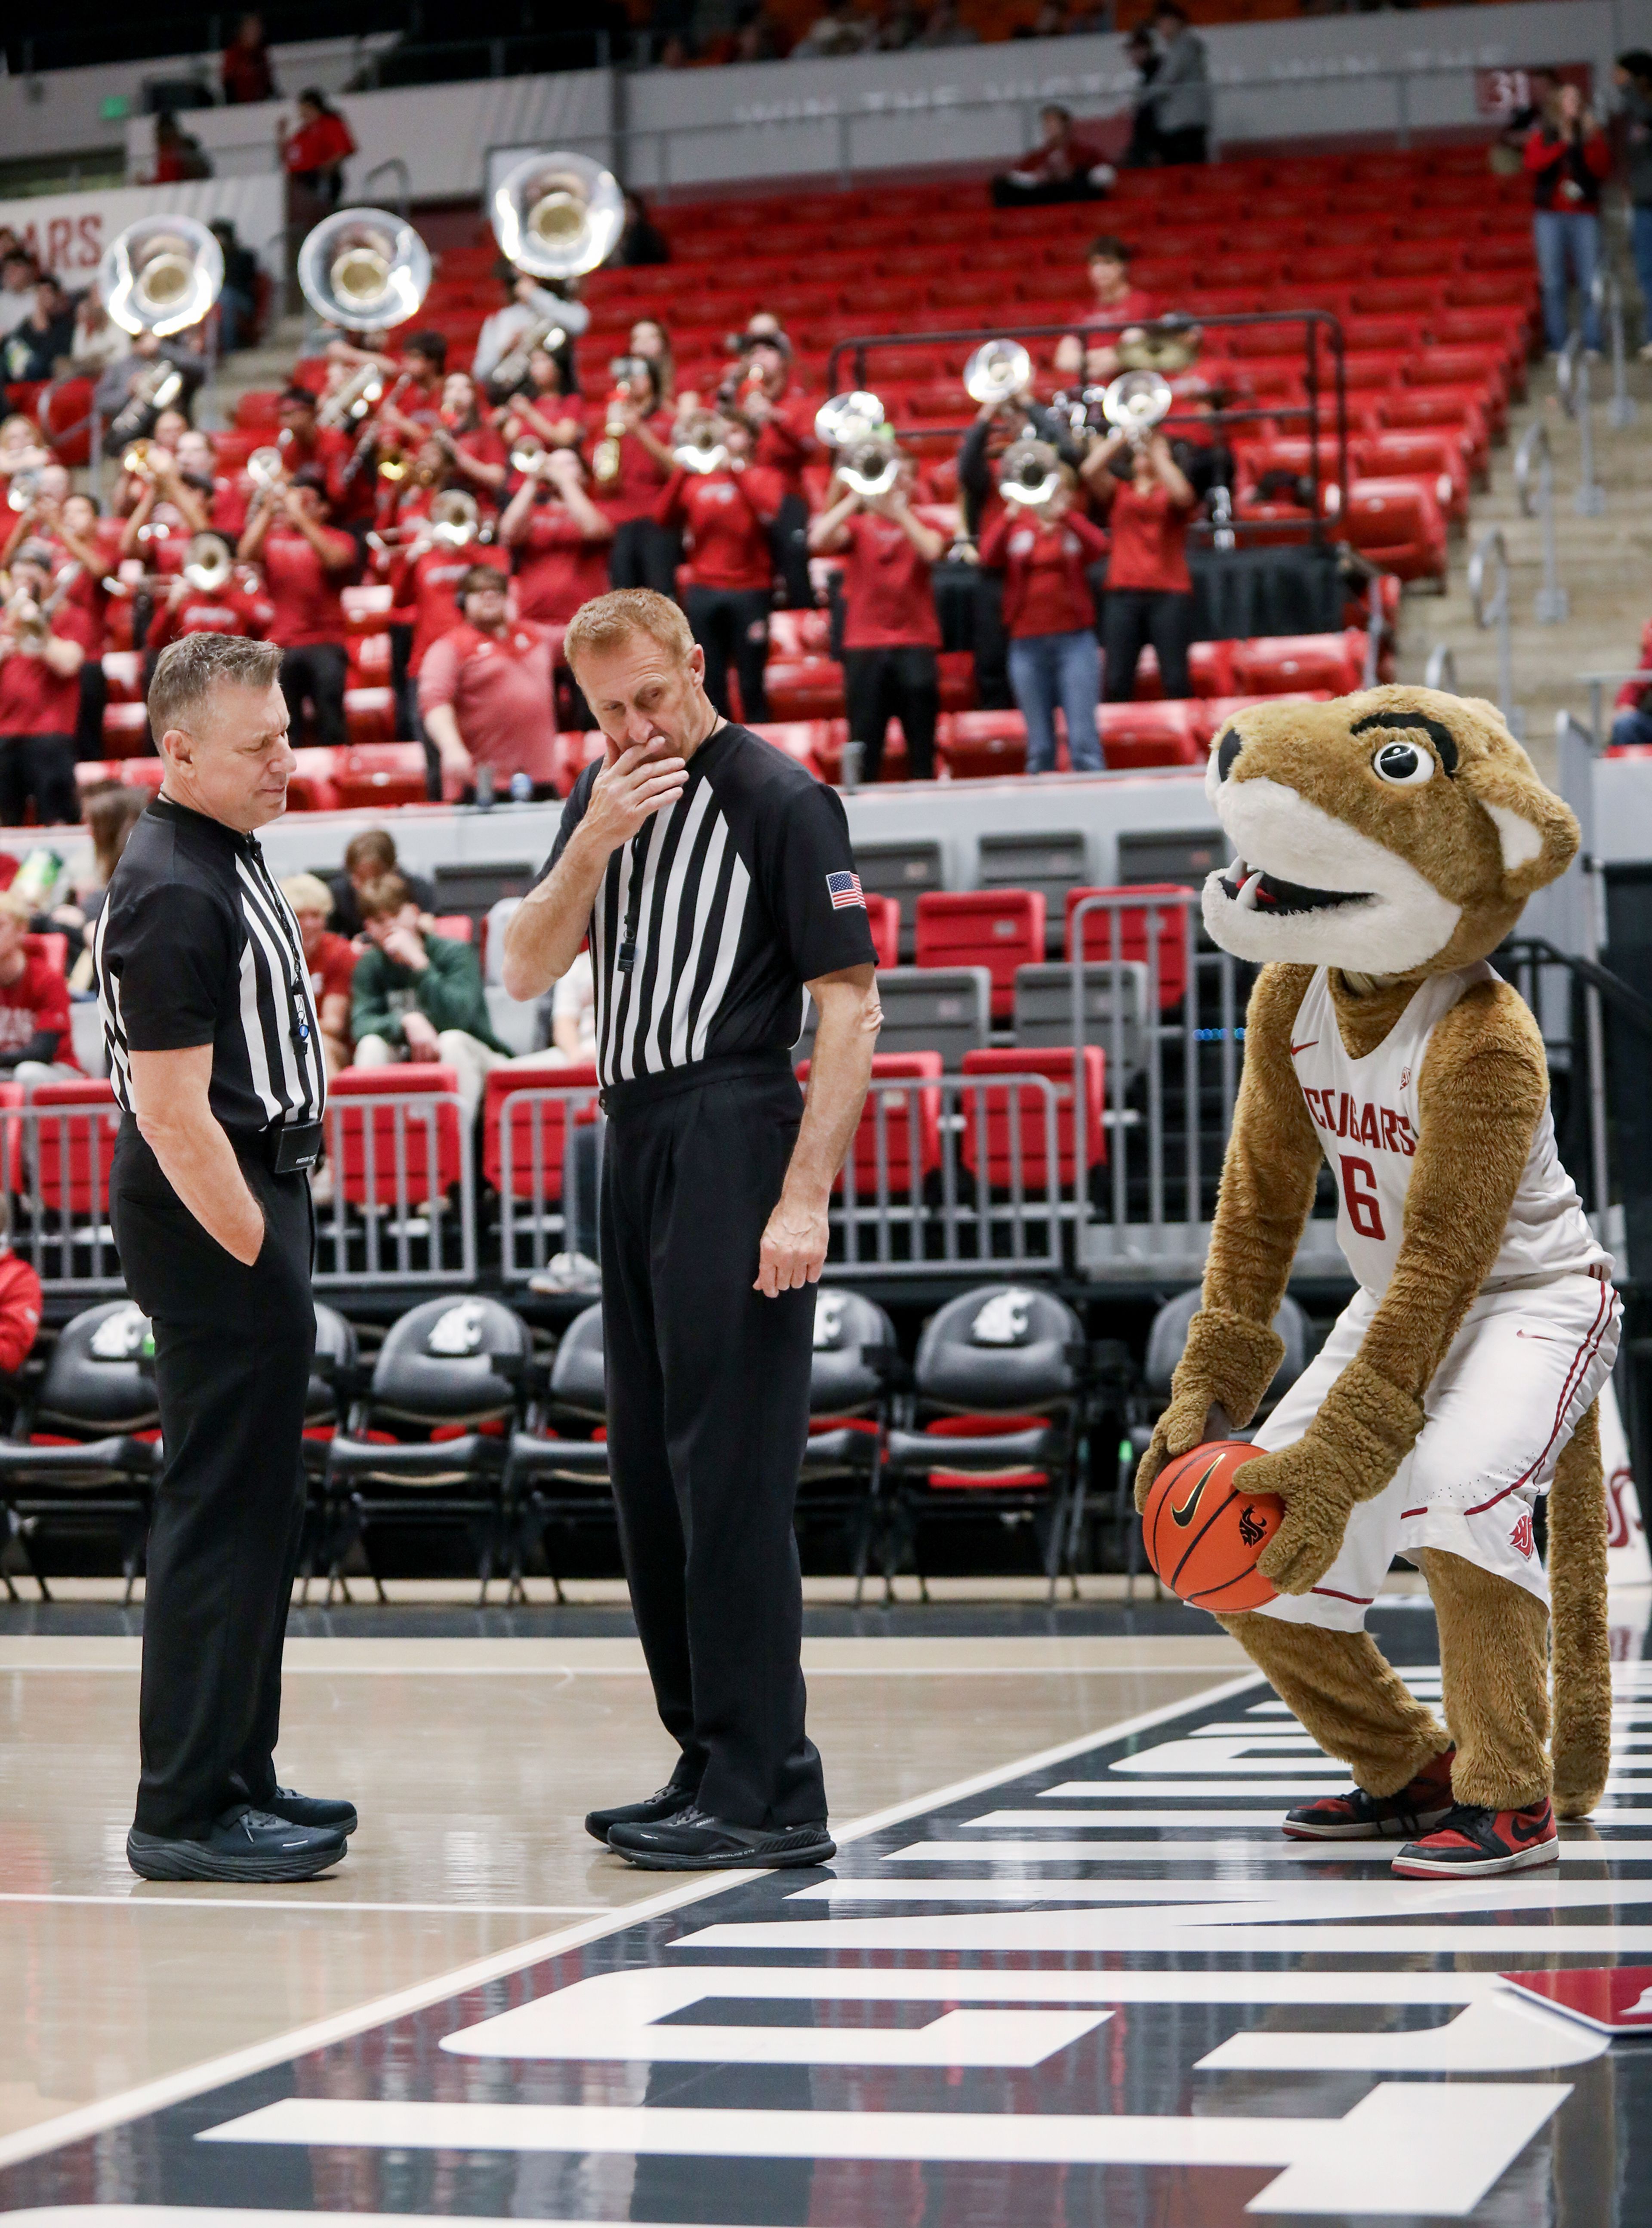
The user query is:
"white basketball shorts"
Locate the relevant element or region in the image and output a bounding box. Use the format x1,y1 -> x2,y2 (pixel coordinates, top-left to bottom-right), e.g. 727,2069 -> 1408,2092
1249,1269 -> 1621,1631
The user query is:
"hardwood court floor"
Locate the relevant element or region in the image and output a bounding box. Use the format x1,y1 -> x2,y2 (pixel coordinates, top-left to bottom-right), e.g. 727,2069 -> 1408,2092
0,1629 -> 1244,2154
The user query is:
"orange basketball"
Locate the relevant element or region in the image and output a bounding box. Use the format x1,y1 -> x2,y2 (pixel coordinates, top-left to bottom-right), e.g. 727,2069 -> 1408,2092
1141,1440 -> 1284,1612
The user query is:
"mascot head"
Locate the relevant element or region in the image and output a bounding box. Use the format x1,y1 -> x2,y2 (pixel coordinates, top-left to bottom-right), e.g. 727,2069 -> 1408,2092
1202,686 -> 1578,977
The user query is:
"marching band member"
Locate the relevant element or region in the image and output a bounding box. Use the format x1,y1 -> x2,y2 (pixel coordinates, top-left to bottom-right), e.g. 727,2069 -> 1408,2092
656,413 -> 782,722
808,448 -> 943,781
591,354 -> 680,596
146,539 -> 274,650
0,540 -> 92,825
727,330 -> 818,609
499,352 -> 586,469
978,466 -> 1107,775
237,472 -> 356,747
1080,421 -> 1199,701
435,371 -> 509,507
473,261 -> 590,397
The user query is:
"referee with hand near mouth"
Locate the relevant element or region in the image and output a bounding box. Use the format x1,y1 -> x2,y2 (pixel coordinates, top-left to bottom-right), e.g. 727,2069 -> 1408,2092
93,632 -> 355,1882
503,588 -> 881,1870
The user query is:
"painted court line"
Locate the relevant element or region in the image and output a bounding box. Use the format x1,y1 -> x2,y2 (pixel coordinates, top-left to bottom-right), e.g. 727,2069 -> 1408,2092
0,1663 -> 1244,1679
0,1897 -> 612,1916
0,1669 -> 1259,2172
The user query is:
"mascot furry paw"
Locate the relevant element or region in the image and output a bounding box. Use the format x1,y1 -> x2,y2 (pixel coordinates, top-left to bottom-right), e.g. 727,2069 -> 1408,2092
1137,687 -> 1620,1875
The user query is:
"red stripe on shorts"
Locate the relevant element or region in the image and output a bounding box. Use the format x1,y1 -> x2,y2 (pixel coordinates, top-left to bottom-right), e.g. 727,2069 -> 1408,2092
1461,1278 -> 1615,1518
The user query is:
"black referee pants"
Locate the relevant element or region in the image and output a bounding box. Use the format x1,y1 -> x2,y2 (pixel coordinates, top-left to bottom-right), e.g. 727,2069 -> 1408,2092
600,1052 -> 826,1828
843,645 -> 939,781
110,1121 -> 316,1841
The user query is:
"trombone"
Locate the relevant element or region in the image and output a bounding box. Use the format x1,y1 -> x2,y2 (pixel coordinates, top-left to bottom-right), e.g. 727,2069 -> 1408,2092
297,208 -> 432,333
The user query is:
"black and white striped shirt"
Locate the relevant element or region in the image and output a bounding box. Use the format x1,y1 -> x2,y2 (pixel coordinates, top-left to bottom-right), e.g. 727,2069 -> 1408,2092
539,723 -> 875,1089
92,796 -> 326,1135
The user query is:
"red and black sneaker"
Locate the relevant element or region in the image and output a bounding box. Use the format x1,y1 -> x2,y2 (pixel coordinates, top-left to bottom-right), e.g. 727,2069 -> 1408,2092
1282,1748 -> 1456,1841
1393,1798 -> 1558,1878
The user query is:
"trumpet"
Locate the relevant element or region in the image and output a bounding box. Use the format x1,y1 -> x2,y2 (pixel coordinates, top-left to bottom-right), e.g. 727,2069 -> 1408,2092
838,437 -> 900,501
317,361 -> 386,430
121,439 -> 161,481
2,562 -> 77,645
674,419 -> 728,475
182,533 -> 234,592
997,438 -> 1063,512
429,490 -> 481,548
509,433 -> 549,477
297,208 -> 431,332
246,445 -> 288,492
6,472 -> 41,513
99,215 -> 223,339
490,150 -> 625,281
964,339 -> 1032,410
1101,369 -> 1174,450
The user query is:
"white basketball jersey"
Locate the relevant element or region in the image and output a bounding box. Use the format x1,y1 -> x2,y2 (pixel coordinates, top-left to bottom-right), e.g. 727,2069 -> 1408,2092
1286,963 -> 1610,1299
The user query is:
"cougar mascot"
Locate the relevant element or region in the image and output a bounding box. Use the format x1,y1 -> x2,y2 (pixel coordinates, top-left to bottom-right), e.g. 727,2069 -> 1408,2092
1137,687 -> 1618,1877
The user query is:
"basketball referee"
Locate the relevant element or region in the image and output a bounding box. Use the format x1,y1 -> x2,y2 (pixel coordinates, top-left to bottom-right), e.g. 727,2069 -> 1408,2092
92,633 -> 356,1882
502,588 -> 881,1869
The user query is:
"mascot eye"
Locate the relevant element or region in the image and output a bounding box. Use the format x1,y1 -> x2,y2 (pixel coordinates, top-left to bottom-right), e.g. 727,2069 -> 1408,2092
1371,740 -> 1434,787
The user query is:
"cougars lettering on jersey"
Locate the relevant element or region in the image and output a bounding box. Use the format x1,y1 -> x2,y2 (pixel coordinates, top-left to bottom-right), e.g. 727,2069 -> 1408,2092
1288,961 -> 1608,1300
1301,1086 -> 1417,1159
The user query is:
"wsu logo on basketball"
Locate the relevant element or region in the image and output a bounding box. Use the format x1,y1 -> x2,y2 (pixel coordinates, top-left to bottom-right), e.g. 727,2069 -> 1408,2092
1237,1503 -> 1267,1547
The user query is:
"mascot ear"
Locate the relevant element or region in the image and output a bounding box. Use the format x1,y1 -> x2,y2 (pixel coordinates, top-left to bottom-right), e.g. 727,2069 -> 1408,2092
1456,696 -> 1580,900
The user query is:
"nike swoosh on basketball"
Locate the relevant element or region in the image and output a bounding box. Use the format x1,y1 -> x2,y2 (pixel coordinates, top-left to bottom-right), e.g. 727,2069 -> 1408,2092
1289,1040 -> 1318,1055
1170,1457 -> 1222,1527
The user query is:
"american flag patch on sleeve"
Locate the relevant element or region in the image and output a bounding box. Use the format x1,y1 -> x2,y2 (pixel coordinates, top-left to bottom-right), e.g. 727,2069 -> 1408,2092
826,870 -> 866,910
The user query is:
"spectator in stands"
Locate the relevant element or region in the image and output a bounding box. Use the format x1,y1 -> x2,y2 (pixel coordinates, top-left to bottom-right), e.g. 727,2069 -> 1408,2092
350,874 -> 512,1121
612,191 -> 671,268
151,112 -> 213,185
1616,54 -> 1652,355
501,444 -> 615,617
0,888 -> 78,1082
280,873 -> 355,1076
473,264 -> 591,401
327,828 -> 437,940
0,541 -> 90,824
71,291 -> 127,376
419,565 -> 559,798
280,88 -> 356,216
991,105 -> 1115,209
911,0 -> 977,48
1120,26 -> 1164,167
211,219 -> 261,354
222,12 -> 277,104
0,1190 -> 42,1379
978,477 -> 1106,775
593,354 -> 680,596
3,277 -> 77,386
0,253 -> 39,341
1526,80 -> 1612,356
657,413 -> 782,723
727,331 -> 817,609
808,448 -> 943,781
73,786 -> 149,938
237,474 -> 355,748
1055,235 -> 1157,383
1082,422 -> 1198,701
0,416 -> 50,496
791,0 -> 873,56
1144,4 -> 1211,165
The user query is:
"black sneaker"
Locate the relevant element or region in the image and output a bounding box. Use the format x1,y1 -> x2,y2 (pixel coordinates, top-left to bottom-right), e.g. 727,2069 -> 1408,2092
127,1805 -> 348,1882
1393,1798 -> 1558,1878
584,1782 -> 700,1846
606,1805 -> 836,1870
263,1786 -> 359,1835
1283,1748 -> 1456,1841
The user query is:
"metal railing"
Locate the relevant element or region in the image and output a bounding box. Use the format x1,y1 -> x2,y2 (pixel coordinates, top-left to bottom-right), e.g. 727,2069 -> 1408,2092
1467,525 -> 1516,735
361,157 -> 411,219
1423,642 -> 1458,693
6,1099 -> 125,1294
1557,333 -> 1607,519
1574,670 -> 1652,752
1513,421 -> 1567,626
1591,269 -> 1638,433
496,1081 -> 604,1285
314,1085 -> 476,1285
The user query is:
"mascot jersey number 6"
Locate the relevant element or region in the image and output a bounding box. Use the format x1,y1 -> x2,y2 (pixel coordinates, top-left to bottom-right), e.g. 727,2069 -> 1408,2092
1136,686 -> 1619,1881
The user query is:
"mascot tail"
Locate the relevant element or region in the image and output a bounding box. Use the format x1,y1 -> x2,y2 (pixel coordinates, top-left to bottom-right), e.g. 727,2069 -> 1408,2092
1548,1398 -> 1613,1818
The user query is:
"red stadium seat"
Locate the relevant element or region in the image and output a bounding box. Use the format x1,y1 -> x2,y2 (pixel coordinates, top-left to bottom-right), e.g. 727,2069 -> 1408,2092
1231,632 -> 1367,695
749,722 -> 827,779
1066,884 -> 1192,1011
1405,347 -> 1509,436
234,390 -> 284,429
1190,639 -> 1236,697
101,651 -> 143,703
1375,389 -> 1490,480
937,650 -> 978,713
916,891 -> 1045,1022
342,687 -> 397,744
1353,431 -> 1469,525
483,1061 -> 599,1203
863,892 -> 900,972
767,609 -> 832,658
764,657 -> 846,720
798,1051 -> 941,1197
24,1080 -> 120,1219
286,747 -> 341,812
1098,699 -> 1207,769
101,702 -> 154,758
1342,478 -> 1449,585
938,710 -> 1027,781
36,376 -> 94,468
120,760 -> 168,794
429,915 -> 473,943
333,745 -> 428,809
959,1046 -> 1106,1190
328,1065 -> 462,1210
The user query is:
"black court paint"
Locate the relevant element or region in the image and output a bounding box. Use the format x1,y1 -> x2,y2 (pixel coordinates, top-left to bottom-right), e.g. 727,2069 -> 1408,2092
6,1646 -> 1652,2227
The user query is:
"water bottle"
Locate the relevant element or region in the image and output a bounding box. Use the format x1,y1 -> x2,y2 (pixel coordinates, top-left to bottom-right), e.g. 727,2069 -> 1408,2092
841,738 -> 864,793
509,770 -> 533,802
475,764 -> 496,809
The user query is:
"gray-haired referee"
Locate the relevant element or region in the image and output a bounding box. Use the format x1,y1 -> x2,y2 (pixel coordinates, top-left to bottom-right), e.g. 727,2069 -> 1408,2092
92,633 -> 356,1882
503,588 -> 881,1871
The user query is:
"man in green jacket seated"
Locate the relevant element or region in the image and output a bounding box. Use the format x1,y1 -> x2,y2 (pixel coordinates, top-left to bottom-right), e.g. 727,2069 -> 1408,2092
350,873 -> 512,1120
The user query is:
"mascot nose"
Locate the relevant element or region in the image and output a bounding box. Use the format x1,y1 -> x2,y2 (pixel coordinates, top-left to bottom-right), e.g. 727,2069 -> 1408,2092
1215,728 -> 1243,783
